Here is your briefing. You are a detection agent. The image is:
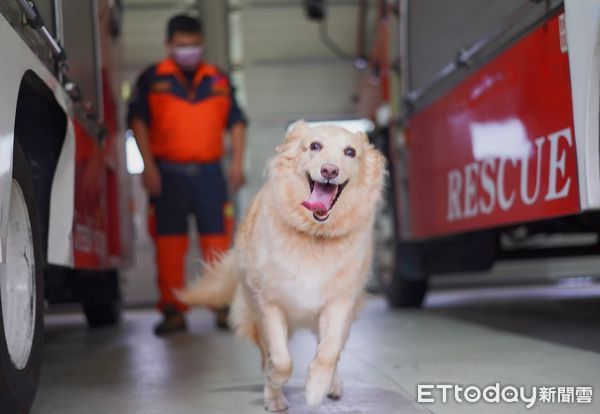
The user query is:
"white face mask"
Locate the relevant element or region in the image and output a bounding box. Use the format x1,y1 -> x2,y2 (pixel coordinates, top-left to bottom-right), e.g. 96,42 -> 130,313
170,45 -> 203,70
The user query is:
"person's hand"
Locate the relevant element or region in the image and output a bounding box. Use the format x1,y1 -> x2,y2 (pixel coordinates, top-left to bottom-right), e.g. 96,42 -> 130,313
228,161 -> 245,193
143,161 -> 162,196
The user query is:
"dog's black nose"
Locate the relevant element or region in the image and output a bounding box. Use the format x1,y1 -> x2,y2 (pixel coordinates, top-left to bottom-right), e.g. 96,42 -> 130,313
321,163 -> 339,180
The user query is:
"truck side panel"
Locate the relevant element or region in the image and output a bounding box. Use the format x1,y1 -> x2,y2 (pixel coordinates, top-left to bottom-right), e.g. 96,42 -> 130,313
1,1 -> 128,269
47,119 -> 76,266
406,14 -> 580,239
0,13 -> 56,263
564,0 -> 600,210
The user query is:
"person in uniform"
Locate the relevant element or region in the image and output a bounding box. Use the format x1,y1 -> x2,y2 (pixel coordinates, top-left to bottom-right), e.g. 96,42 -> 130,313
127,14 -> 247,335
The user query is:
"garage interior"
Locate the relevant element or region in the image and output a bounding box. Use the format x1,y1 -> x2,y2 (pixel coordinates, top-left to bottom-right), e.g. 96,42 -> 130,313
22,0 -> 600,413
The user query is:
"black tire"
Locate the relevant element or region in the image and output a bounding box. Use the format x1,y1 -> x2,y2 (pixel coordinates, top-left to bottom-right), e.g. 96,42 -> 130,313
83,302 -> 121,328
385,276 -> 429,308
78,270 -> 121,328
0,143 -> 44,413
384,242 -> 429,308
370,127 -> 429,308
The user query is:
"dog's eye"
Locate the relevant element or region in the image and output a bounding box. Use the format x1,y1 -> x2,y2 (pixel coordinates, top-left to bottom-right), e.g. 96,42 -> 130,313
309,141 -> 322,151
344,147 -> 356,158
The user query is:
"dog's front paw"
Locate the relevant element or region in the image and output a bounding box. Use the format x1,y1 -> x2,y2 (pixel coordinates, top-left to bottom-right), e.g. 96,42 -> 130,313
305,366 -> 335,409
265,395 -> 288,412
264,387 -> 289,412
327,374 -> 343,400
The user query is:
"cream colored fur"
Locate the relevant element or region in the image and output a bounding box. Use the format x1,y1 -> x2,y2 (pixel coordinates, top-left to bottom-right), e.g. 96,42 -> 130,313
178,121 -> 386,411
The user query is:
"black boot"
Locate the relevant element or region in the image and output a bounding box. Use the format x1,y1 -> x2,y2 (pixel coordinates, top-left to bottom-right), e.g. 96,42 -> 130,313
154,305 -> 187,336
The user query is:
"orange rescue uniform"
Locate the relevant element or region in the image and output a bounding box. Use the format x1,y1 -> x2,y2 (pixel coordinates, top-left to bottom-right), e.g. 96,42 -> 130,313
128,58 -> 246,312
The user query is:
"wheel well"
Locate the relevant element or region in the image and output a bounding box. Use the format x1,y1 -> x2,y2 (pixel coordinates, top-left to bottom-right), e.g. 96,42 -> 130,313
14,71 -> 68,264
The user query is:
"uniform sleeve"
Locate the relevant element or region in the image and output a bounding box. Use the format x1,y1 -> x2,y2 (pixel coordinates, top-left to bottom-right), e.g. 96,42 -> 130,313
227,81 -> 248,129
127,67 -> 153,127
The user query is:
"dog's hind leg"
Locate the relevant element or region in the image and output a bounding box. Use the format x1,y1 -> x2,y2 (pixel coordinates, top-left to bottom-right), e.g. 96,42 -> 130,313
261,305 -> 292,412
327,370 -> 343,400
244,319 -> 268,372
305,299 -> 353,409
257,332 -> 268,372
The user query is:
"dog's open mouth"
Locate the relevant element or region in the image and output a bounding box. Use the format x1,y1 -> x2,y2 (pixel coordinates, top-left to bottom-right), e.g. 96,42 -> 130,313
301,174 -> 347,222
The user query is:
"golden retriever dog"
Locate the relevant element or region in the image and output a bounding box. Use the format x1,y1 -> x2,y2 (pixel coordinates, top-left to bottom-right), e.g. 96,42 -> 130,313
178,121 -> 386,411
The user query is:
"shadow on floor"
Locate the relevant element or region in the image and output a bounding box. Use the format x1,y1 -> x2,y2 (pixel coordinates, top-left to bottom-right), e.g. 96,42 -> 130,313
425,285 -> 600,354
210,383 -> 430,414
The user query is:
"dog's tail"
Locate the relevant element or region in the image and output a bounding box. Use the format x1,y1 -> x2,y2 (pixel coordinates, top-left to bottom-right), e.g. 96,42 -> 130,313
176,250 -> 238,309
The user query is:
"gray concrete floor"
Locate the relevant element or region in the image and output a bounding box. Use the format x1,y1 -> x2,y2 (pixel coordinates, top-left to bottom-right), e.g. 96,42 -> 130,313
32,287 -> 600,414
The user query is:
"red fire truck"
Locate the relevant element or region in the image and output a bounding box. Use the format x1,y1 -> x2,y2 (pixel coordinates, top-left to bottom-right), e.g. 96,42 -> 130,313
360,0 -> 600,308
0,0 -> 130,410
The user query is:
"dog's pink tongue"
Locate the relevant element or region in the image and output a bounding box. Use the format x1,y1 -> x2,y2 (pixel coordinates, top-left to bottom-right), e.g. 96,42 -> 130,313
302,182 -> 337,215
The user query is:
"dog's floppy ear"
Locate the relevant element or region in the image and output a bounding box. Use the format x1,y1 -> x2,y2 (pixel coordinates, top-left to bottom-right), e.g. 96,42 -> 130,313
357,131 -> 371,146
276,119 -> 307,156
364,138 -> 388,190
289,119 -> 308,136
357,131 -> 384,172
